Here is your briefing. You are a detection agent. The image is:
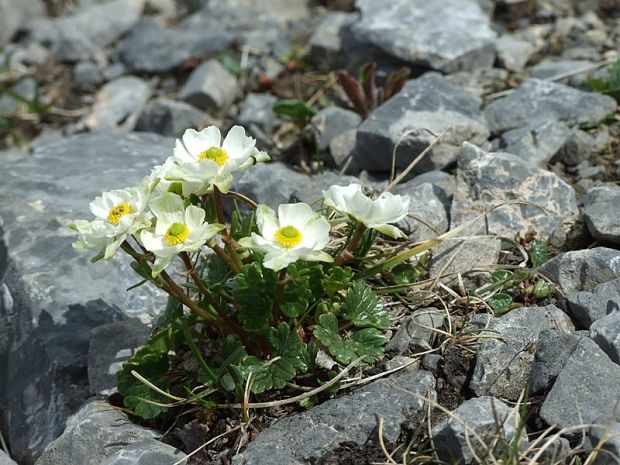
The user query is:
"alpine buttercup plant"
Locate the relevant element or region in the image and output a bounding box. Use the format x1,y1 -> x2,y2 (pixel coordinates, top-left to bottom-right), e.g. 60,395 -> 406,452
69,125 -> 420,421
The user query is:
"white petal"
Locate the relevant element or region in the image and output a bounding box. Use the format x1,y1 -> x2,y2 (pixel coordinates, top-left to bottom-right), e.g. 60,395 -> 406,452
212,173 -> 233,193
152,256 -> 173,277
222,126 -> 255,162
263,251 -> 298,271
323,183 -> 362,213
299,216 -> 331,250
300,250 -> 334,263
183,127 -> 221,156
277,203 -> 315,230
104,234 -> 125,259
140,230 -> 167,253
173,139 -> 194,163
371,223 -> 406,239
184,205 -> 206,230
256,205 -> 279,235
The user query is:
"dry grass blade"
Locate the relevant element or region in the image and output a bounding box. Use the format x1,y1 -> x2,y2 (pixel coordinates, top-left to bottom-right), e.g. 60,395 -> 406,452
376,414 -> 399,464
384,127 -> 450,193
172,425 -> 242,465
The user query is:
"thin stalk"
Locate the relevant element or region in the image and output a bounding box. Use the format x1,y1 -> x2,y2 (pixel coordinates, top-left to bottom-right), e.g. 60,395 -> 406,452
213,186 -> 228,236
272,268 -> 288,323
179,252 -> 248,344
334,223 -> 366,266
211,242 -> 242,273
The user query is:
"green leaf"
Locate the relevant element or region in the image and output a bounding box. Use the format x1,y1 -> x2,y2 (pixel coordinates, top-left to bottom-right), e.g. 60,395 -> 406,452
273,99 -> 317,119
241,323 -> 305,394
391,263 -> 423,285
323,266 -> 353,296
492,270 -> 513,283
490,293 -> 513,315
233,263 -> 277,331
607,57 -> 620,91
204,252 -> 232,286
530,240 -> 550,267
218,52 -> 244,76
532,280 -> 555,299
314,313 -> 386,364
130,259 -> 155,282
117,328 -> 174,420
280,263 -> 319,318
342,280 -> 389,329
155,295 -> 183,329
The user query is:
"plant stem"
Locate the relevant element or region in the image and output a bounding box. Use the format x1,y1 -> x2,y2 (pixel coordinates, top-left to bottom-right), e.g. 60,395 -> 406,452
179,252 -> 248,344
272,268 -> 288,323
211,243 -> 242,273
212,187 -> 244,272
334,223 -> 366,266
213,186 -> 228,234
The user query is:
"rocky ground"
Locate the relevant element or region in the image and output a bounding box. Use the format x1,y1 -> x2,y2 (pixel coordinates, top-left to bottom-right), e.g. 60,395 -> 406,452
1,0 -> 620,464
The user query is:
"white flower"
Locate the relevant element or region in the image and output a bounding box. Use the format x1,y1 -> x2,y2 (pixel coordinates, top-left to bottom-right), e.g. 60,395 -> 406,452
72,184 -> 152,259
322,183 -> 410,238
238,203 -> 332,271
140,193 -> 224,276
147,157 -> 204,198
167,125 -> 269,194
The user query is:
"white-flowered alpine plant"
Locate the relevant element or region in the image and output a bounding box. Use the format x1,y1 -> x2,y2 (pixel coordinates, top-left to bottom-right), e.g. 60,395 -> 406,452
69,124 -> 418,422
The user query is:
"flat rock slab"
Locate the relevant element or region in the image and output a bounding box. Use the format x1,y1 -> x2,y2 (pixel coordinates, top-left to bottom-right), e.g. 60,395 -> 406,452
34,401 -> 160,465
484,79 -> 617,134
0,130 -> 169,463
99,439 -> 186,465
540,337 -> 620,435
116,20 -> 232,73
24,0 -> 144,62
450,143 -> 578,241
232,370 -> 436,465
353,73 -> 489,175
582,185 -> 620,245
469,305 -> 574,400
352,0 -> 496,72
539,247 -> 620,294
590,309 -> 620,364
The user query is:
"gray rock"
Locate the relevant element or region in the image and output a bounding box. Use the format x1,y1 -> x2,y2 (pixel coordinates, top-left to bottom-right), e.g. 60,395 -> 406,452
0,42 -> 50,70
24,0 -> 144,62
0,78 -> 36,117
73,61 -> 104,87
386,307 -> 445,354
582,186 -> 620,245
484,79 -> 617,134
353,73 -> 489,175
308,12 -> 357,68
232,370 -> 435,465
116,20 -> 233,73
99,439 -> 186,465
590,309 -> 620,364
34,401 -> 159,465
237,93 -> 278,146
135,98 -> 210,138
470,305 -> 574,400
329,129 -> 357,168
540,337 -> 620,436
429,237 -> 501,281
566,279 -> 620,329
88,319 -> 151,395
392,182 -> 449,242
501,121 -> 573,167
588,416 -> 620,465
0,451 -> 17,465
554,129 -> 594,166
0,0 -> 45,45
496,34 -> 535,72
539,247 -> 620,294
0,130 -> 169,463
83,76 -> 151,130
232,162 -> 311,210
431,397 -> 525,465
528,437 -> 571,465
529,330 -> 584,395
529,59 -> 594,86
450,143 -> 578,241
179,59 -> 239,111
403,170 -> 456,211
352,0 -> 496,72
311,107 -> 361,151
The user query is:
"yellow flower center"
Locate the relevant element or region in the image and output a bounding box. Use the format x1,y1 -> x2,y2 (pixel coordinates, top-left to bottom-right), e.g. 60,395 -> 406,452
274,225 -> 303,248
198,147 -> 228,166
107,202 -> 134,225
165,223 -> 190,246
